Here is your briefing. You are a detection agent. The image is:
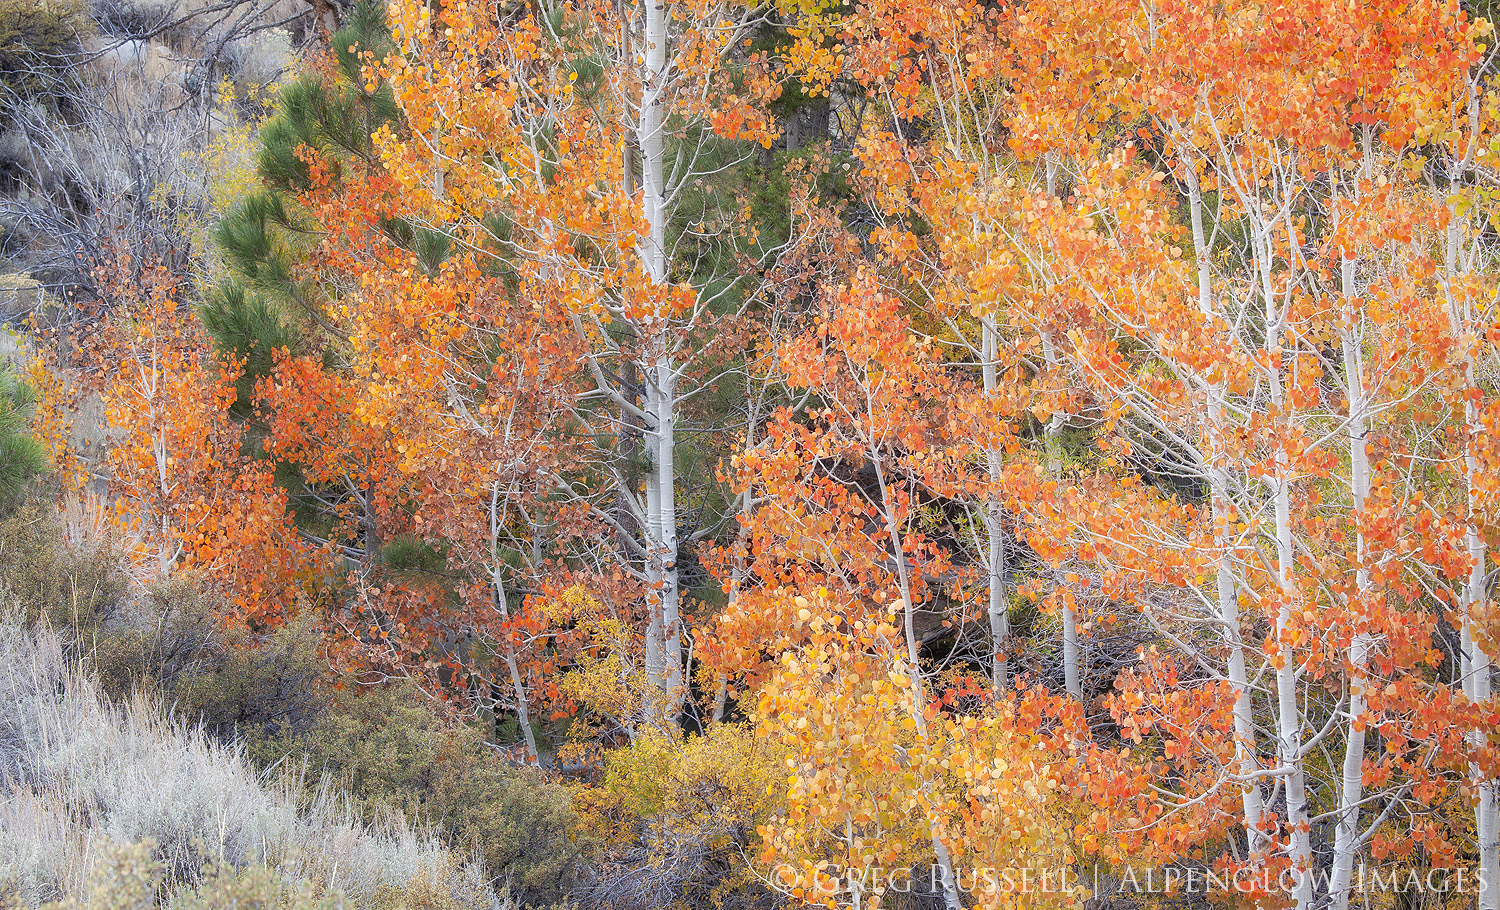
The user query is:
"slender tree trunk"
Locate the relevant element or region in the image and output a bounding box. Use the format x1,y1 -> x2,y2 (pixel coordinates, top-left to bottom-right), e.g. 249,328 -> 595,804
1037,325 -> 1081,702
711,525 -> 735,722
490,485 -> 540,766
641,364 -> 683,726
1329,184 -> 1371,908
635,0 -> 684,729
153,431 -> 176,578
655,362 -> 682,707
871,452 -> 962,910
845,814 -> 864,910
502,640 -> 539,763
1260,221 -> 1312,910
981,319 -> 1009,692
1444,148 -> 1499,910
143,339 -> 179,579
637,0 -> 668,286
618,354 -> 643,548
1039,151 -> 1081,703
1462,506 -> 1498,910
643,376 -> 665,695
1183,163 -> 1265,854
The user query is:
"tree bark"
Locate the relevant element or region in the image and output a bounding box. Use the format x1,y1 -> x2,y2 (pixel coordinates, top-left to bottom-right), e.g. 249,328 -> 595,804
1329,181 -> 1371,909
491,484 -> 540,766
1444,136 -> 1498,910
1184,162 -> 1265,855
1260,220 -> 1312,910
981,318 -> 1010,692
635,0 -> 684,728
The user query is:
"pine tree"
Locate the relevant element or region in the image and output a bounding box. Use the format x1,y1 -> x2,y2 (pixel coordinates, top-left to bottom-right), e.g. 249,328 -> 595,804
203,0 -> 401,386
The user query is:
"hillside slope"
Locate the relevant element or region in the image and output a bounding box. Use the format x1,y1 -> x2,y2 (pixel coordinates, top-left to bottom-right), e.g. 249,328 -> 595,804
0,617 -> 501,908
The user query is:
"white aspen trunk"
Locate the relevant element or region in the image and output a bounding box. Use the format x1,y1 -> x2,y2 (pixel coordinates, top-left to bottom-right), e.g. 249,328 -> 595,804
654,361 -> 682,707
710,673 -> 728,723
1213,430 -> 1264,848
154,431 -> 175,579
1260,222 -> 1313,910
1463,520 -> 1498,910
1038,326 -> 1082,702
502,643 -> 539,763
1040,149 -> 1081,703
642,377 -> 665,698
1445,161 -> 1499,910
981,319 -> 1009,692
846,814 -> 864,910
1059,586 -> 1081,701
1271,395 -> 1313,910
634,0 -> 683,728
640,366 -> 683,726
1329,194 -> 1370,909
637,0 -> 668,288
1183,164 -> 1265,853
142,340 -> 178,579
871,453 -> 962,910
490,486 -> 541,766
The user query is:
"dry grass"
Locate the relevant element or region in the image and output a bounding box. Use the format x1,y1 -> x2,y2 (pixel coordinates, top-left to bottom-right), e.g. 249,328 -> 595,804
0,617 -> 502,909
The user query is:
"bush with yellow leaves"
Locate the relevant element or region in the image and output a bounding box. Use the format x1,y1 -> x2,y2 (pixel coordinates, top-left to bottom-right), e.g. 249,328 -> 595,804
572,723 -> 784,910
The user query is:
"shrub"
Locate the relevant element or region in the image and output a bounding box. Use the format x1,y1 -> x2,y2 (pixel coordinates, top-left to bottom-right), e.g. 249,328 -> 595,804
256,683 -> 581,905
572,725 -> 783,910
0,494 -> 128,641
89,577 -> 221,701
179,617 -> 330,742
36,837 -> 506,910
66,569 -> 327,744
0,496 -> 574,908
172,856 -> 346,910
0,0 -> 88,106
0,619 -> 488,906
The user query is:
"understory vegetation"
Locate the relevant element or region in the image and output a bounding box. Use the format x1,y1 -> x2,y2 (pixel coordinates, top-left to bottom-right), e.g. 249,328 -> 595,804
0,491 -> 581,908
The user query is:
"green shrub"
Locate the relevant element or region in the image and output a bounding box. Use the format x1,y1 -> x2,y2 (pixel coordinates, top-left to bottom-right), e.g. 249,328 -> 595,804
90,577 -> 221,700
0,0 -> 89,108
175,860 -> 346,910
40,840 -> 160,910
88,581 -> 328,748
258,683 -> 581,905
0,494 -> 127,640
170,607 -> 331,743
